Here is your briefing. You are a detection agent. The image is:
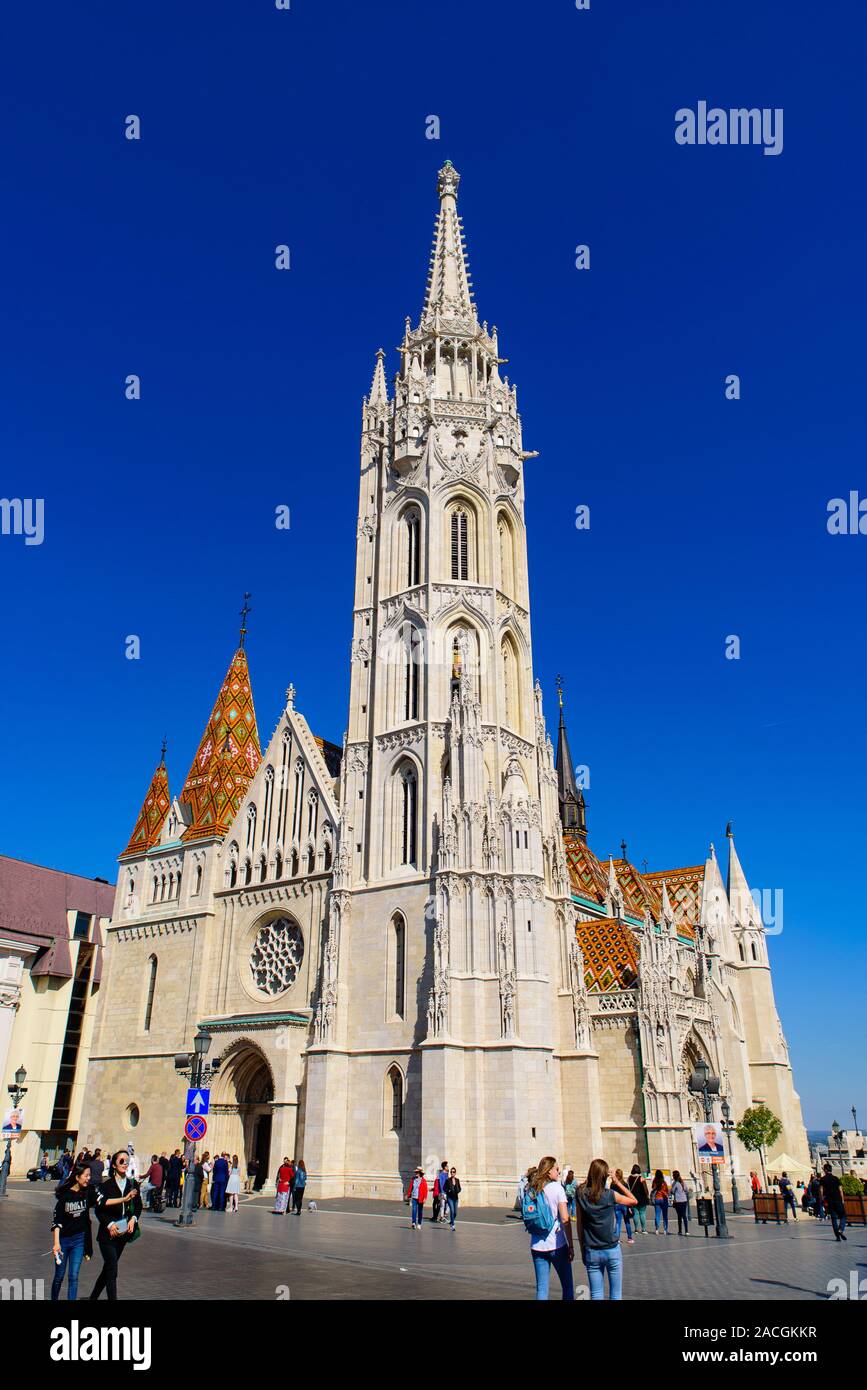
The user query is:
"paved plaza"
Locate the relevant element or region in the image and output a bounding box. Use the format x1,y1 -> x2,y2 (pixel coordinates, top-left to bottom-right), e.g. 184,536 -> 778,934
1,1180 -> 863,1301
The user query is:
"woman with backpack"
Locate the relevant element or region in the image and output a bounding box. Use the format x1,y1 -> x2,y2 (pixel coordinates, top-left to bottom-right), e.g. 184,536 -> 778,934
574,1159 -> 638,1301
292,1159 -> 308,1214
563,1168 -> 577,1217
523,1156 -> 575,1301
651,1169 -> 670,1234
671,1170 -> 690,1234
627,1165 -> 649,1233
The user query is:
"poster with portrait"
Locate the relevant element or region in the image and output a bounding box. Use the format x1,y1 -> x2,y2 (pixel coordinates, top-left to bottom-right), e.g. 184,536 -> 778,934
694,1121 -> 726,1163
1,1106 -> 25,1140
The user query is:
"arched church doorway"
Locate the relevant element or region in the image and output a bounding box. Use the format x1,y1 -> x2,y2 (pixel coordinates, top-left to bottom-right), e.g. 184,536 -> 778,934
209,1041 -> 275,1184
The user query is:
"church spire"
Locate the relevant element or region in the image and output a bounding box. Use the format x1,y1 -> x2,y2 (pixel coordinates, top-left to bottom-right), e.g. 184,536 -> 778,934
121,743 -> 171,857
554,676 -> 586,837
420,161 -> 477,329
180,633 -> 262,843
726,822 -> 762,929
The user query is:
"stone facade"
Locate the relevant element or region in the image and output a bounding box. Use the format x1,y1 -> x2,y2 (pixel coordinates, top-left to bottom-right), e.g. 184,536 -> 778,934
77,164 -> 808,1201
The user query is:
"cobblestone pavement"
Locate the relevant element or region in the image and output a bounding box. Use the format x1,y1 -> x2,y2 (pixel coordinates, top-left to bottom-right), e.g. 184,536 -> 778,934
2,1181 -> 863,1301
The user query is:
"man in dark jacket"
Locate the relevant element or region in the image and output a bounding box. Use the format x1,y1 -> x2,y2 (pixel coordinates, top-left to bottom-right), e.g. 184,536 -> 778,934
211,1153 -> 229,1211
166,1149 -> 184,1207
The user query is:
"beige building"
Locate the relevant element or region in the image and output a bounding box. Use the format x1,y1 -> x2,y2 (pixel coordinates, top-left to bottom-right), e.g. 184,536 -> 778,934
78,163 -> 808,1202
0,855 -> 113,1171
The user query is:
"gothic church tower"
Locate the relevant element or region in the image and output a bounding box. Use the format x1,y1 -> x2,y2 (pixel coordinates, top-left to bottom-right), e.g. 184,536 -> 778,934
302,164 -> 589,1201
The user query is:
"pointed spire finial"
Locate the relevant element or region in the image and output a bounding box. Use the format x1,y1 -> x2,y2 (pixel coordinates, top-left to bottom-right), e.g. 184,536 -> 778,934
556,672 -> 564,714
160,734 -> 167,765
239,592 -> 252,648
437,160 -> 460,201
620,839 -> 628,861
725,820 -> 733,838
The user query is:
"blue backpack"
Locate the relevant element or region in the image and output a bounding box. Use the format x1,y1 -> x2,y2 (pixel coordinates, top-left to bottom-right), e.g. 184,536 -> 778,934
521,1183 -> 555,1238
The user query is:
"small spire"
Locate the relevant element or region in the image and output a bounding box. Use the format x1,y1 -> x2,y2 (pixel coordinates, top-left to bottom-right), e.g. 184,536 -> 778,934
369,348 -> 388,407
160,735 -> 167,765
620,839 -> 628,861
554,677 -> 585,838
239,592 -> 252,649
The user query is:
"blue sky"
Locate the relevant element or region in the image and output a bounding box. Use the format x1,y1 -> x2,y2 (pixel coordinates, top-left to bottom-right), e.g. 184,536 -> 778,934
2,1 -> 864,1129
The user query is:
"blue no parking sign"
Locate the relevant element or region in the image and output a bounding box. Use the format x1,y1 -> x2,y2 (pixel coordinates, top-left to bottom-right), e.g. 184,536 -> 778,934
184,1115 -> 207,1143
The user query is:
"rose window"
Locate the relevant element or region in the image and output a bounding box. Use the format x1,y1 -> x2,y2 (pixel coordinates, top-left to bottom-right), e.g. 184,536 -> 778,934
249,917 -> 304,996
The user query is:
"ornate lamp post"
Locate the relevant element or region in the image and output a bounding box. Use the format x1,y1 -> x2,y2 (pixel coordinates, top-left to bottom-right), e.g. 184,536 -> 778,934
176,1029 -> 213,1228
689,1059 -> 731,1238
720,1098 -> 741,1213
0,1065 -> 28,1198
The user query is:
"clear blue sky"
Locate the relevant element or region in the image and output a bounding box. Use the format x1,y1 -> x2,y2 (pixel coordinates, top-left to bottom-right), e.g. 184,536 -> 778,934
2,1 -> 864,1130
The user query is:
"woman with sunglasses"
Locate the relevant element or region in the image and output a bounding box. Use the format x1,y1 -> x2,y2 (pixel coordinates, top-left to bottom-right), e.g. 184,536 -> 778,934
88,1148 -> 143,1300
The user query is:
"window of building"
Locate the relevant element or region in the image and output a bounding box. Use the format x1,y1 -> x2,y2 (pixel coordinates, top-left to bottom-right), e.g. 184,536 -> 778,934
143,955 -> 157,1032
406,508 -> 421,587
401,766 -> 418,867
73,912 -> 91,940
450,507 -> 469,580
393,914 -> 406,1018
388,1066 -> 403,1132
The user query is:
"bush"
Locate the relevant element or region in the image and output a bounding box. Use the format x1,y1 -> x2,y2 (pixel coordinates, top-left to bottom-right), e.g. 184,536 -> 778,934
841,1174 -> 864,1197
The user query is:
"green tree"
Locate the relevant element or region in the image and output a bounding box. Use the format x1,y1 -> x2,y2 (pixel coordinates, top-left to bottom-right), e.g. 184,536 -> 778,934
841,1173 -> 863,1197
735,1105 -> 783,1189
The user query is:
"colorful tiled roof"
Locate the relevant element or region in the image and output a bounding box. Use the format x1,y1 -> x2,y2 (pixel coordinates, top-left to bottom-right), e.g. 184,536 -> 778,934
608,858 -> 662,921
564,831 -> 607,904
121,756 -> 170,857
642,865 -> 703,939
180,648 -> 261,843
576,916 -> 639,993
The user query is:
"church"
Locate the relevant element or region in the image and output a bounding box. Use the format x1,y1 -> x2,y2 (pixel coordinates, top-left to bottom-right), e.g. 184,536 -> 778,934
78,163 -> 808,1204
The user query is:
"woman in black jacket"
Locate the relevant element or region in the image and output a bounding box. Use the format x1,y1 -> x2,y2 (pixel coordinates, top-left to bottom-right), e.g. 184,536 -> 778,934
88,1149 -> 143,1300
444,1168 -> 462,1231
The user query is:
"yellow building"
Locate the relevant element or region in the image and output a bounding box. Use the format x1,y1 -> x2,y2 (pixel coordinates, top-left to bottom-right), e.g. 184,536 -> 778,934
0,855 -> 114,1171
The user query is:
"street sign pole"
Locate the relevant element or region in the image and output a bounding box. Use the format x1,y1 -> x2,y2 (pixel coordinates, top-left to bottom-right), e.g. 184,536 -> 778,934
177,1061 -> 203,1228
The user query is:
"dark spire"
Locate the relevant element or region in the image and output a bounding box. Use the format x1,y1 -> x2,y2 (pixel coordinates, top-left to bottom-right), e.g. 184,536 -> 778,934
238,592 -> 252,649
554,676 -> 586,837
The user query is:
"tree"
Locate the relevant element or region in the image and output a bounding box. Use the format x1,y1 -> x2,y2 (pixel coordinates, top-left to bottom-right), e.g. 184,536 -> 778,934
735,1105 -> 783,1189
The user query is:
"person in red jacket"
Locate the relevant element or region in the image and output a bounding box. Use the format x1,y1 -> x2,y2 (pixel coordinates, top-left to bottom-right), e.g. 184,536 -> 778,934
406,1168 -> 428,1229
273,1157 -> 293,1215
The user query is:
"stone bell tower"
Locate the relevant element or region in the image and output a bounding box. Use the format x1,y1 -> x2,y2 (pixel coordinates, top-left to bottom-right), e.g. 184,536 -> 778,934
303,164 -> 583,1202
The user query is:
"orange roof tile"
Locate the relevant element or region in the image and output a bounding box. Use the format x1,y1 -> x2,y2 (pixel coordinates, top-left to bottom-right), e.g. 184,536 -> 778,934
576,916 -> 640,993
564,831 -> 608,904
180,648 -> 261,843
121,757 -> 171,857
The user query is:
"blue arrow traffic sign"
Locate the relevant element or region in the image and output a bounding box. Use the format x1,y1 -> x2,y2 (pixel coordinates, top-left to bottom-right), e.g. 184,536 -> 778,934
185,1087 -> 210,1117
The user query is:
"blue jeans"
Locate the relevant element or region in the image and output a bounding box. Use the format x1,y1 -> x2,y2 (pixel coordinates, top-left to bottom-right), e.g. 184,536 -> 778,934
532,1244 -> 575,1301
446,1196 -> 458,1227
584,1243 -> 623,1300
51,1233 -> 85,1300
411,1198 -> 425,1225
615,1203 -> 633,1239
829,1205 -> 847,1239
654,1198 -> 669,1232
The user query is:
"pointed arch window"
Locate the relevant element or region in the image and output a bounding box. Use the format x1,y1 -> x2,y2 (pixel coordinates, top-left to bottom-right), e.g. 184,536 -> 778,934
401,765 -> 418,867
393,914 -> 406,1018
405,508 -> 421,588
450,507 -> 469,580
143,955 -> 158,1033
404,625 -> 421,721
388,1065 -> 403,1132
194,863 -> 203,896
246,804 -> 257,851
502,636 -> 521,733
498,512 -> 516,596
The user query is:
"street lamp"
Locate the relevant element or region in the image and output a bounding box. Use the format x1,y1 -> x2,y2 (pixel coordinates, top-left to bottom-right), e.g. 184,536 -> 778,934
831,1121 -> 846,1177
720,1098 -> 741,1214
0,1065 -> 28,1199
688,1059 -> 731,1238
176,1029 -> 212,1228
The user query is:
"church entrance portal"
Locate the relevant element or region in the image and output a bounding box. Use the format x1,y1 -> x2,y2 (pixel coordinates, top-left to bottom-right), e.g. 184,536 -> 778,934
209,1042 -> 274,1179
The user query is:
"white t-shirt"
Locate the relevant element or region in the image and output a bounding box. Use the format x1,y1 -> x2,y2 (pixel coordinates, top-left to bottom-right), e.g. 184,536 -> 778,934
529,1181 -> 568,1252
